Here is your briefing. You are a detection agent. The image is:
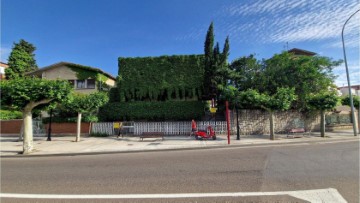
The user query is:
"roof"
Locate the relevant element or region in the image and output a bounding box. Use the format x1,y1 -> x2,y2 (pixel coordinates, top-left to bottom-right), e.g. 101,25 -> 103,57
288,48 -> 316,56
0,62 -> 9,68
27,62 -> 116,80
337,85 -> 360,90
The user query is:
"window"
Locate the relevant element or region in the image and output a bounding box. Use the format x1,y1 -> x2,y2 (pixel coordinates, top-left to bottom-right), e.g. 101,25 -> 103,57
76,80 -> 86,89
87,79 -> 96,89
74,79 -> 96,89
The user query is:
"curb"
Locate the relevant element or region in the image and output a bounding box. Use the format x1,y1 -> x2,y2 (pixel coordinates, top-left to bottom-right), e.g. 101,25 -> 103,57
1,136 -> 358,158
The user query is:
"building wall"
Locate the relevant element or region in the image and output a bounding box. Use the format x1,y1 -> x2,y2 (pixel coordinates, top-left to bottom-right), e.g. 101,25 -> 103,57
41,65 -> 116,94
340,88 -> 358,96
105,78 -> 115,87
0,63 -> 9,80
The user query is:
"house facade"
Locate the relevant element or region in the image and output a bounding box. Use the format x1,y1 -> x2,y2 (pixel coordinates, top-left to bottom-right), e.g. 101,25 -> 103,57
27,62 -> 116,94
0,62 -> 9,80
338,85 -> 360,97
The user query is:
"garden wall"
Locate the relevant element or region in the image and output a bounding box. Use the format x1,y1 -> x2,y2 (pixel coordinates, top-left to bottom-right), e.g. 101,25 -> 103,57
0,119 -> 23,134
0,120 -> 90,135
230,109 -> 358,135
44,123 -> 91,135
230,109 -> 321,135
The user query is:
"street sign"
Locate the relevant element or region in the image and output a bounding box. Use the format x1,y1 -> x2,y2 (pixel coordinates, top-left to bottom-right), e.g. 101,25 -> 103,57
210,107 -> 217,113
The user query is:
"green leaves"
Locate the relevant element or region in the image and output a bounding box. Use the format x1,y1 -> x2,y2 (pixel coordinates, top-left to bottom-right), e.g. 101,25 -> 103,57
6,39 -> 38,79
0,78 -> 72,110
306,91 -> 339,111
98,101 -> 205,121
118,55 -> 205,101
230,88 -> 296,111
64,92 -> 109,113
203,22 -> 231,99
229,51 -> 341,111
341,95 -> 360,107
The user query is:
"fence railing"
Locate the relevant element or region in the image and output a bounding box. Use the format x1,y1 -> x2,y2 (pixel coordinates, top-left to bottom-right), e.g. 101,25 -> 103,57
90,121 -> 229,136
91,122 -> 114,135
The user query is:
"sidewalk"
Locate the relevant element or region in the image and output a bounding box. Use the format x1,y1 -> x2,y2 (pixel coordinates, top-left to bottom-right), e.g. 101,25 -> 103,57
1,130 -> 359,157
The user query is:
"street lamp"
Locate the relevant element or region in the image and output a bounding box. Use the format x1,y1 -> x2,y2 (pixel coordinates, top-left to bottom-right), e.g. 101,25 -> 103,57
47,109 -> 53,141
341,9 -> 360,137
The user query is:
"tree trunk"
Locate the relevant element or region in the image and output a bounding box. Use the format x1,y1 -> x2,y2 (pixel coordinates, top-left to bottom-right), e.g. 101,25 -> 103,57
269,111 -> 275,140
320,110 -> 325,137
76,112 -> 82,142
22,110 -> 33,154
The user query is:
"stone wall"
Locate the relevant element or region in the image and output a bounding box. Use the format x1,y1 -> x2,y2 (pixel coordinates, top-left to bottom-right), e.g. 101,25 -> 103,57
230,109 -> 321,135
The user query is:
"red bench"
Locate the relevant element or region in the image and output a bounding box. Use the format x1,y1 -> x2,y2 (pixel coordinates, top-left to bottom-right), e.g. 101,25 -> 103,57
287,128 -> 305,138
140,132 -> 164,141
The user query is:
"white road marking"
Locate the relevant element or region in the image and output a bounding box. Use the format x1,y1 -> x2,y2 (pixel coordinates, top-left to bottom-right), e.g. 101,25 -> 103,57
0,188 -> 347,202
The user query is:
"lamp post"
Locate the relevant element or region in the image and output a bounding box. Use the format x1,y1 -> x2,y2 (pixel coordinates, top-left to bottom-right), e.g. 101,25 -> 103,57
47,109 -> 53,141
341,9 -> 359,137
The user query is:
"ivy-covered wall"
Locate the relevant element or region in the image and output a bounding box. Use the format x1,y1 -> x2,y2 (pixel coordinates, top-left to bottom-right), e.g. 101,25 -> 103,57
117,54 -> 205,101
67,64 -> 112,90
98,101 -> 205,121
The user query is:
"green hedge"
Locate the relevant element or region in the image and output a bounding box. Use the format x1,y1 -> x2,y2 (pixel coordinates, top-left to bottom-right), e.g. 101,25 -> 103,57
42,115 -> 98,123
117,55 -> 205,101
98,101 -> 205,121
0,110 -> 22,120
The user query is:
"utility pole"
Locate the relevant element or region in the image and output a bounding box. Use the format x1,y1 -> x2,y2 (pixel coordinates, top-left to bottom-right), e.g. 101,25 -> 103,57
341,9 -> 359,136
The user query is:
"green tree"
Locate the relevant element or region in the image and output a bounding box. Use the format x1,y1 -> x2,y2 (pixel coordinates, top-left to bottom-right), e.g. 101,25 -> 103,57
6,39 -> 38,79
204,22 -> 215,99
0,78 -> 72,154
234,88 -> 296,140
203,23 -> 231,100
341,95 -> 360,108
64,92 -> 109,142
229,55 -> 263,91
262,52 -> 341,110
215,36 -> 231,94
307,91 -> 339,137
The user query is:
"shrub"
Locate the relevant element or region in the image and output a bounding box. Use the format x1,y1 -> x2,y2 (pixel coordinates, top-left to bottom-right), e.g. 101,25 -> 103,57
89,132 -> 110,137
0,110 -> 22,120
42,115 -> 98,123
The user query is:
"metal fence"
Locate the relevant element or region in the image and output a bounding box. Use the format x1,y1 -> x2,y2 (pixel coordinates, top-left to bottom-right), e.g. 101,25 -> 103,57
90,121 -> 229,136
91,122 -> 114,135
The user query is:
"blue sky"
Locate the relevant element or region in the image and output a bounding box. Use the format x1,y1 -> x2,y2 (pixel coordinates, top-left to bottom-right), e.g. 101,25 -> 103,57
1,0 -> 359,86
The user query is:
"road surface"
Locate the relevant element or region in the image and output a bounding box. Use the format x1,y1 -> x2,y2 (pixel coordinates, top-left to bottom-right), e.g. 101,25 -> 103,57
1,140 -> 359,202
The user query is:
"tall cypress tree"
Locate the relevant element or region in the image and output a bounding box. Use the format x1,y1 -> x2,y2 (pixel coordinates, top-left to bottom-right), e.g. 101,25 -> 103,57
221,36 -> 230,65
6,39 -> 38,79
220,36 -> 230,84
203,23 -> 231,100
203,22 -> 215,99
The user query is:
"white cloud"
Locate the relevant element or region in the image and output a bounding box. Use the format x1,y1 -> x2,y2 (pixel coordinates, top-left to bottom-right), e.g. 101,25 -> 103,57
221,0 -> 360,44
178,0 -> 359,47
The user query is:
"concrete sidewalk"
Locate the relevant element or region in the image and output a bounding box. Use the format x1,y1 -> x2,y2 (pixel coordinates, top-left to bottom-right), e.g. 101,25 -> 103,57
1,130 -> 359,157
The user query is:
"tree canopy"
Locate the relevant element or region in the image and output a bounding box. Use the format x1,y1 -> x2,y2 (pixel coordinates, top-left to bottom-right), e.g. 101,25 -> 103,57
1,78 -> 72,111
6,39 -> 38,79
229,52 -> 342,111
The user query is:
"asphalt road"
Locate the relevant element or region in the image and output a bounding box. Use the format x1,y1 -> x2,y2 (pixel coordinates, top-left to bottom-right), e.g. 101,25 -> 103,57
1,140 -> 359,202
